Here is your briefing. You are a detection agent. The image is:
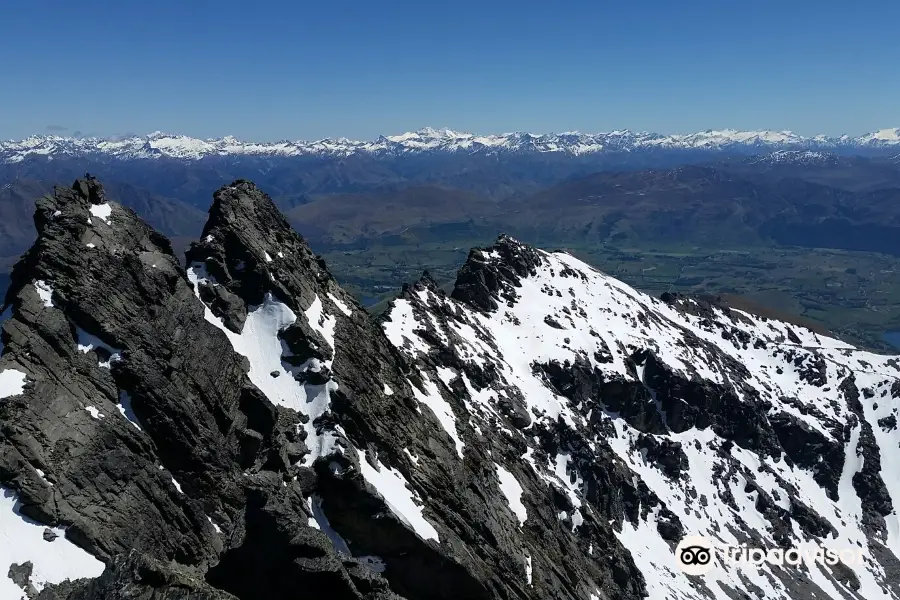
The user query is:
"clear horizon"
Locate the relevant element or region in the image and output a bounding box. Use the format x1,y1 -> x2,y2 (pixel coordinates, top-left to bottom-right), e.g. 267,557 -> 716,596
3,0 -> 899,141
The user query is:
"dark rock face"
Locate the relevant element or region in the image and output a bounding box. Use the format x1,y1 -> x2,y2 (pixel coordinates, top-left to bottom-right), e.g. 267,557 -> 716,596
533,357 -> 665,435
32,179 -> 636,600
790,501 -> 838,540
1,177 -> 228,568
532,345 -> 784,464
380,268 -> 648,600
205,481 -> 373,600
796,353 -> 828,387
633,434 -> 688,480
770,412 -> 844,500
878,415 -> 897,431
638,350 -> 781,456
8,561 -> 35,597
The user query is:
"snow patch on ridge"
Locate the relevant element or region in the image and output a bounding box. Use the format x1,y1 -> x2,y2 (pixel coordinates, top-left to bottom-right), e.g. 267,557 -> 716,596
328,292 -> 352,317
408,375 -> 465,458
355,448 -> 440,542
34,280 -> 54,308
0,369 -> 27,399
382,299 -> 435,357
84,406 -> 103,420
0,487 -> 105,596
207,516 -> 222,534
88,203 -> 112,225
495,464 -> 528,526
304,294 -> 338,364
186,264 -> 341,466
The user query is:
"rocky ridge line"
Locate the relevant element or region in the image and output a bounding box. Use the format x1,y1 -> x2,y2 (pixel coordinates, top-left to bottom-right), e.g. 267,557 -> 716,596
1,178 -> 644,600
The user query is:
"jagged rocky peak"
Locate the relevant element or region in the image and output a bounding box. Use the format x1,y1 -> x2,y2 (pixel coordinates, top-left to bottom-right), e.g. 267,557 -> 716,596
400,269 -> 440,297
450,234 -> 543,312
5,175 -> 174,304
186,179 -> 342,316
0,176 -> 453,600
381,236 -> 900,600
0,175 -> 243,596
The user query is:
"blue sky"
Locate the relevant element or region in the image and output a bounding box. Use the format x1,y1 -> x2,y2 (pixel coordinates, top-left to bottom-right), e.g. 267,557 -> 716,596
2,0 -> 898,140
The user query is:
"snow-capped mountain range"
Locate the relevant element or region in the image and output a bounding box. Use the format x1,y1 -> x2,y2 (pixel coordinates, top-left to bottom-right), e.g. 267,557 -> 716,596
2,126 -> 900,162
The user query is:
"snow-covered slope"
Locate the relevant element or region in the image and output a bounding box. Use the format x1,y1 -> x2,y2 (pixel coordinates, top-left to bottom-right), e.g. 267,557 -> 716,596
2,126 -> 899,162
381,235 -> 900,600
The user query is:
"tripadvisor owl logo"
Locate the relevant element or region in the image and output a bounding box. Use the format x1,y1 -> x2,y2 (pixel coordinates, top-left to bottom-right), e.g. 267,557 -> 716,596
675,536 -> 716,575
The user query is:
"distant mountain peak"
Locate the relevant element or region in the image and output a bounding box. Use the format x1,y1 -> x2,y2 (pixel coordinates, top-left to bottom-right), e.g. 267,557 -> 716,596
862,127 -> 900,143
